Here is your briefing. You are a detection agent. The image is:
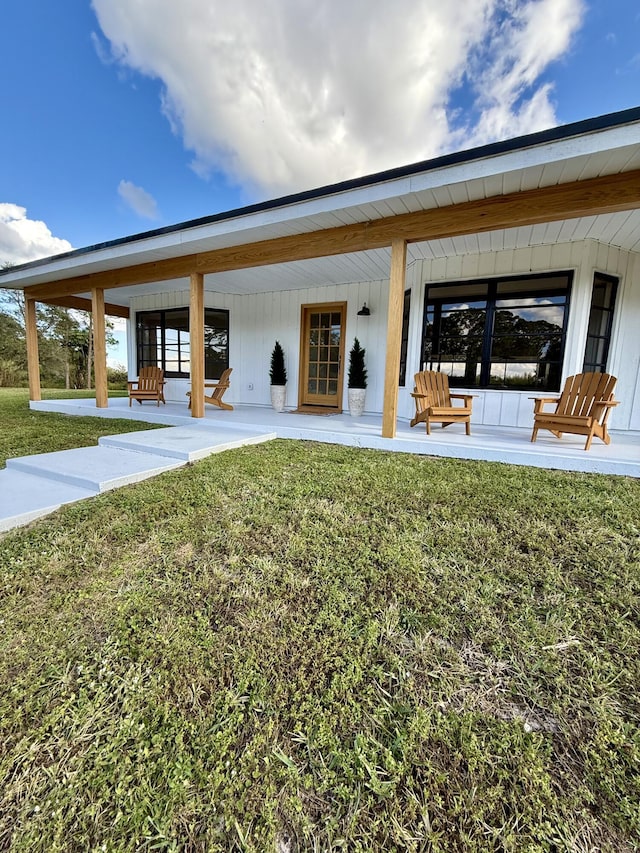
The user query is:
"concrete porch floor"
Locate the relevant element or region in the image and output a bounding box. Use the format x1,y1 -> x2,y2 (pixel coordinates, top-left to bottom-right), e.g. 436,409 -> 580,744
31,396 -> 640,478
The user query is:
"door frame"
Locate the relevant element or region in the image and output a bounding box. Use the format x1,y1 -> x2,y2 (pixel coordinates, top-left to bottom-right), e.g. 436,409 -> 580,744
298,301 -> 347,411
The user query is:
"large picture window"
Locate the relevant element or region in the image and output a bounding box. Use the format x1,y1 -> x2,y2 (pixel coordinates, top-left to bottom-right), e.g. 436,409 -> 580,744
421,272 -> 572,391
136,308 -> 229,379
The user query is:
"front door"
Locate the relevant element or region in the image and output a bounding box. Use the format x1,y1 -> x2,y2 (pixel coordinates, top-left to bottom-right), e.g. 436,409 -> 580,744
299,302 -> 346,410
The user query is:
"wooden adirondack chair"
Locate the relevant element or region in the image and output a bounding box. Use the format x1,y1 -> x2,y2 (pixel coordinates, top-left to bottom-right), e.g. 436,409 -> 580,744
187,367 -> 233,411
530,372 -> 618,450
127,366 -> 166,406
410,370 -> 475,435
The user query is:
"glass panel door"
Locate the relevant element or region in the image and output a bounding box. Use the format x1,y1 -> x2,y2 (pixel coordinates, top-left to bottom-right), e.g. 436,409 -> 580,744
299,303 -> 346,409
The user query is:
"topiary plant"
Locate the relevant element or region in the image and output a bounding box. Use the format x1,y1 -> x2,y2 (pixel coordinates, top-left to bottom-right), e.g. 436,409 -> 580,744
347,338 -> 367,389
269,341 -> 287,385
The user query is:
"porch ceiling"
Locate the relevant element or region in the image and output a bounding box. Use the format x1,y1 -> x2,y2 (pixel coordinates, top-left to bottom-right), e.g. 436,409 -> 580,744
81,210 -> 639,304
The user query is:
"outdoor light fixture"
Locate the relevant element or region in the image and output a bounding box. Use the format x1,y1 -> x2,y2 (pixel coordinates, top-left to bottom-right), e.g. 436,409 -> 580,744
357,303 -> 371,316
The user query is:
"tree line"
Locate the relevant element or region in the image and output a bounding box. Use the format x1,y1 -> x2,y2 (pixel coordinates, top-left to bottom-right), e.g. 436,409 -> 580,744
0,264 -> 124,389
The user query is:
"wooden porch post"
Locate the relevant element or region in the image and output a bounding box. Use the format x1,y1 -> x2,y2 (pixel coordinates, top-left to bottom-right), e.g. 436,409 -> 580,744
382,238 -> 407,438
91,287 -> 108,408
190,272 -> 205,418
25,297 -> 41,402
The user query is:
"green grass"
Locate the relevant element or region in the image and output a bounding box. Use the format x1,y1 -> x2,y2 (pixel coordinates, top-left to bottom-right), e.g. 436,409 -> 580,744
0,393 -> 639,851
0,388 -> 161,468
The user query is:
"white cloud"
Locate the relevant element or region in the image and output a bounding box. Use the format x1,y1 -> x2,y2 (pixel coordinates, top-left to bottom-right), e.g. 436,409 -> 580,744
0,204 -> 73,266
92,0 -> 585,197
117,180 -> 160,219
461,0 -> 584,145
90,30 -> 114,66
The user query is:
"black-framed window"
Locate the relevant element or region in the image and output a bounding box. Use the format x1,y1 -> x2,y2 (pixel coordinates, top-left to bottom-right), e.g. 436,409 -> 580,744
421,272 -> 572,391
136,307 -> 229,379
583,273 -> 618,373
399,289 -> 411,386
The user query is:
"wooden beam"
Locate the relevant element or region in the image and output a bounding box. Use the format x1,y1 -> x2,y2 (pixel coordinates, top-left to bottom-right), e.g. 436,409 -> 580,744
382,239 -> 407,439
41,295 -> 129,318
92,288 -> 108,408
25,297 -> 41,402
189,272 -> 205,419
24,169 -> 640,301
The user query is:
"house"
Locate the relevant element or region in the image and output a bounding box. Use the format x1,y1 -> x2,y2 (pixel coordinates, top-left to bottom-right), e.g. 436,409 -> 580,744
1,107 -> 640,443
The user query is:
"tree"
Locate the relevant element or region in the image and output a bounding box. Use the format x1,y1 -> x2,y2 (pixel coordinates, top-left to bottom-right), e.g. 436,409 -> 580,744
0,311 -> 27,386
0,312 -> 26,364
439,308 -> 485,385
348,338 -> 367,389
269,341 -> 287,385
0,284 -> 118,388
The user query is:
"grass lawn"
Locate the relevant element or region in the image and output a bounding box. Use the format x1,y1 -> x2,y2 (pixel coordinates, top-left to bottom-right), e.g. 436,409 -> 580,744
0,388 -> 162,468
0,393 -> 639,851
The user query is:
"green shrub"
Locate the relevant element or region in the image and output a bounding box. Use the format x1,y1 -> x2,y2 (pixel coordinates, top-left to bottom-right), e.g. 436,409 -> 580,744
269,341 -> 287,385
348,338 -> 367,389
107,366 -> 129,390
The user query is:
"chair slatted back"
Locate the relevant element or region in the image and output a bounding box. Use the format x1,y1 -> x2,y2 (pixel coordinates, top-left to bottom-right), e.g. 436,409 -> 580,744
414,370 -> 451,408
138,366 -> 164,391
211,368 -> 232,400
556,372 -> 616,418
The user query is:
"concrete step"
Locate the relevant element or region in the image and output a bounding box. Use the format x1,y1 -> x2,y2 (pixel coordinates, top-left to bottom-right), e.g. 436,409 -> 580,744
6,446 -> 185,493
99,425 -> 277,461
0,425 -> 279,533
0,468 -> 96,532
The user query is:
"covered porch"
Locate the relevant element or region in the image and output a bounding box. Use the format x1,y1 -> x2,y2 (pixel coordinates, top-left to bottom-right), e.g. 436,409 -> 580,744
2,108 -> 640,453
30,396 -> 640,477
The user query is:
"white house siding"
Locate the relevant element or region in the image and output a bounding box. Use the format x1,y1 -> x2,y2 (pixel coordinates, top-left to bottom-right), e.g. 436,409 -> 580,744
605,247 -> 640,431
129,280 -> 391,415
128,238 -> 640,432
399,239 -> 640,432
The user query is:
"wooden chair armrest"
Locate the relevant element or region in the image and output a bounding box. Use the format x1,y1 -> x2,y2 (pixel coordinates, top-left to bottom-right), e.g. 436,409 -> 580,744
529,396 -> 558,414
410,392 -> 427,399
204,381 -> 230,389
590,399 -> 619,418
450,394 -> 477,402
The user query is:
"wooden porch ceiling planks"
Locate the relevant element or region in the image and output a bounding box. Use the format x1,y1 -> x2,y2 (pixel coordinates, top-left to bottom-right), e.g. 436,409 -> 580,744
24,168 -> 640,301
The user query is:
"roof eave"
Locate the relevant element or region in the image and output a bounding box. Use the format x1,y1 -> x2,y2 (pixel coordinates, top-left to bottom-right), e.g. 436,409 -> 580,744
2,104 -> 640,287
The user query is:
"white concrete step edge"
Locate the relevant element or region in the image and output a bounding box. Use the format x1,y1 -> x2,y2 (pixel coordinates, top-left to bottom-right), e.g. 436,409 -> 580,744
6,446 -> 185,493
99,427 -> 277,461
0,468 -> 97,533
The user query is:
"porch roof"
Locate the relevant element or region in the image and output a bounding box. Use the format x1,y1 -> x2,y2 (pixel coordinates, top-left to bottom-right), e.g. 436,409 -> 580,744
1,107 -> 640,308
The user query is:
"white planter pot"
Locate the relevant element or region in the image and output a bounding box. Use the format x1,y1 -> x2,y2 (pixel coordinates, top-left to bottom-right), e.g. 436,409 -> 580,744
348,388 -> 366,417
270,384 -> 287,412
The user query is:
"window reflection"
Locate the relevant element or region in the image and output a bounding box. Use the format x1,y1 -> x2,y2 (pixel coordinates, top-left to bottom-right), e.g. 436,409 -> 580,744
583,273 -> 618,373
421,273 -> 571,391
136,307 -> 229,379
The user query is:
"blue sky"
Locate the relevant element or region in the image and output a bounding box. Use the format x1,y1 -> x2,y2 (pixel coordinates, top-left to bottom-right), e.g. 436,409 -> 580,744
1,0 -> 639,265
